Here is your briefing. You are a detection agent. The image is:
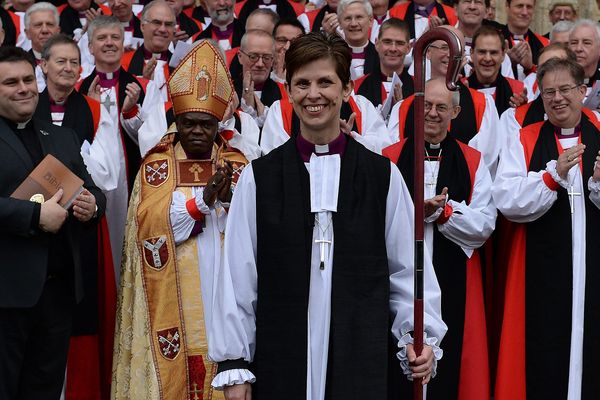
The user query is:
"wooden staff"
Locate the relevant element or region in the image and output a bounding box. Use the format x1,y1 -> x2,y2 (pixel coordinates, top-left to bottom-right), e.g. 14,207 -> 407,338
411,26 -> 463,400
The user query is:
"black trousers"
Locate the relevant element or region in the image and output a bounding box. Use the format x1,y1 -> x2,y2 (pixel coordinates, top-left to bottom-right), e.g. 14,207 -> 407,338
0,276 -> 74,400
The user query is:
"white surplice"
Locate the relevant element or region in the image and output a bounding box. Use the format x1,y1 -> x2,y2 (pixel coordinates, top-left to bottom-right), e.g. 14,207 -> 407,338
423,156 -> 496,259
80,83 -> 143,279
493,128 -> 600,400
169,185 -> 229,347
209,151 -> 447,400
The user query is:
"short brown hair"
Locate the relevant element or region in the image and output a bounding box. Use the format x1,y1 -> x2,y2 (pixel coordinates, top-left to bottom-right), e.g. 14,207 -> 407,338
378,18 -> 410,42
41,33 -> 81,63
285,32 -> 351,86
0,46 -> 36,71
472,25 -> 506,51
536,57 -> 584,90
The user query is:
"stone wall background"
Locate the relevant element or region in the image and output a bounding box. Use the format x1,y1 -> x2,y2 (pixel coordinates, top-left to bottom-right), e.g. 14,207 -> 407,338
495,0 -> 600,36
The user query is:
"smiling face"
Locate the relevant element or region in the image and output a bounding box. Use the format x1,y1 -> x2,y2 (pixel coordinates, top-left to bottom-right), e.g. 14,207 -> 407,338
339,2 -> 372,47
506,0 -> 534,34
540,68 -> 585,128
286,57 -> 353,142
89,24 -> 124,70
41,43 -> 81,92
177,112 -> 219,157
141,3 -> 176,53
472,34 -> 504,85
424,79 -> 460,142
375,26 -> 410,74
205,0 -> 234,26
456,0 -> 486,28
0,61 -> 39,122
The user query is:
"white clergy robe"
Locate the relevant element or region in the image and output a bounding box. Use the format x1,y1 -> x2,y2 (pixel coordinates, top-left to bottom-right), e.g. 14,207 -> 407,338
493,128 -> 600,400
209,152 -> 447,399
423,157 -> 496,256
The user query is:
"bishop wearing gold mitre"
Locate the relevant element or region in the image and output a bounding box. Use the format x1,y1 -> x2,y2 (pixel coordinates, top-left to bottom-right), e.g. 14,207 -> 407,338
111,39 -> 260,400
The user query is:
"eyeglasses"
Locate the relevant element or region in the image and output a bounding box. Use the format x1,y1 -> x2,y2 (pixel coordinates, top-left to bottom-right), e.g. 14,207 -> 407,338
143,19 -> 176,29
239,49 -> 274,63
429,43 -> 450,52
424,101 -> 450,114
541,84 -> 581,99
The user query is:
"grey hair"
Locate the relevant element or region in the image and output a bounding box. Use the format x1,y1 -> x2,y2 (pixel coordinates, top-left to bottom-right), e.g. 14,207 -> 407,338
337,0 -> 373,17
25,2 -> 59,29
141,0 -> 176,22
88,15 -> 124,40
240,29 -> 275,52
550,20 -> 574,42
569,19 -> 600,44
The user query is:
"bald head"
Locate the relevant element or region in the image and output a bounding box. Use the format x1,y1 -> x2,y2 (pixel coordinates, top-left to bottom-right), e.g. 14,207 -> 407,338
424,78 -> 461,142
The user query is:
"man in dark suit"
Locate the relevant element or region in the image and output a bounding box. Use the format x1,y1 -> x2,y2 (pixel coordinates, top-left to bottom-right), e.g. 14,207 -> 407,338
0,46 -> 106,400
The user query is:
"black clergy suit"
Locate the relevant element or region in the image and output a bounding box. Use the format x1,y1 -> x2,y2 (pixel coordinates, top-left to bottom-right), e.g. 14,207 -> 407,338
0,117 -> 106,399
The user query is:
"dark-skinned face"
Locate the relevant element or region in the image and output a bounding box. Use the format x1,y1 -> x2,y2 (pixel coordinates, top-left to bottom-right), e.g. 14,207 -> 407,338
176,112 -> 219,157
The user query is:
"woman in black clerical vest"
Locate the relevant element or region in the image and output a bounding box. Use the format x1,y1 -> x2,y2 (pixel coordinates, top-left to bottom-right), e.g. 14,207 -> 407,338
213,32 -> 445,400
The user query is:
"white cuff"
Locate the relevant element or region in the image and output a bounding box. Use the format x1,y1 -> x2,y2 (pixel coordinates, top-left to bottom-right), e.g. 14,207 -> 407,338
195,192 -> 212,214
424,206 -> 443,223
240,99 -> 267,128
546,160 -> 570,189
270,70 -> 285,83
589,176 -> 600,193
396,332 -> 443,380
211,369 -> 256,390
219,116 -> 235,133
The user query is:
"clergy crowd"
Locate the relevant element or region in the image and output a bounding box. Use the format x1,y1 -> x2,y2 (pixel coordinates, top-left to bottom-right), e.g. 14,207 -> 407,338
0,0 -> 599,398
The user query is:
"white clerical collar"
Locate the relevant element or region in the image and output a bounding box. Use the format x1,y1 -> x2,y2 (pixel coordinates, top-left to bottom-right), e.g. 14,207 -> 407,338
315,144 -> 329,154
584,78 -> 590,85
153,53 -> 162,59
429,142 -> 441,149
309,153 -> 341,213
561,127 -> 575,136
512,34 -> 525,40
32,50 -> 42,60
17,119 -> 31,129
350,43 -> 368,53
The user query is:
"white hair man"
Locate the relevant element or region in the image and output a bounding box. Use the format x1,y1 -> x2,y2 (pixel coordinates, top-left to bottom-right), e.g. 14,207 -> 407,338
337,0 -> 378,79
